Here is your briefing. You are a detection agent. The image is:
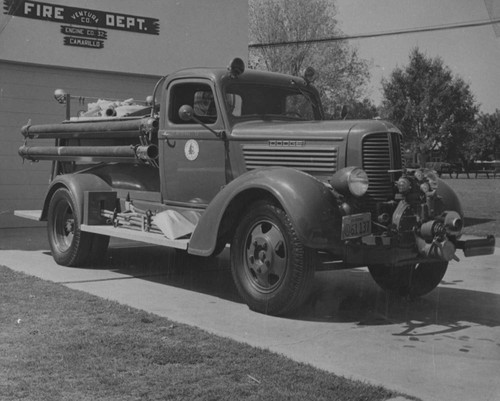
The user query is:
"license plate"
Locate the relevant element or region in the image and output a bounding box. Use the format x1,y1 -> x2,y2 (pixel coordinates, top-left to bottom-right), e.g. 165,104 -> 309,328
341,213 -> 372,240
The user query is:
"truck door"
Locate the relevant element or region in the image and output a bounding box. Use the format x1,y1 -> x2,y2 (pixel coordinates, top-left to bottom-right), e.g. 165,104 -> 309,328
159,79 -> 227,206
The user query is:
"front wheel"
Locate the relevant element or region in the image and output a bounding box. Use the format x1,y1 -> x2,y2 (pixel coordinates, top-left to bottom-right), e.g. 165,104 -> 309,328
230,201 -> 316,316
368,262 -> 448,298
47,188 -> 109,267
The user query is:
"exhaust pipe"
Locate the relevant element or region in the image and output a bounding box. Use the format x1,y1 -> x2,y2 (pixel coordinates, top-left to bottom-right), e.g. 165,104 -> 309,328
105,106 -> 117,117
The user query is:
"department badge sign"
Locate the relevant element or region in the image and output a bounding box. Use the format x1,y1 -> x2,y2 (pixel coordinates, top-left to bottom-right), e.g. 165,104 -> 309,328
3,0 -> 160,49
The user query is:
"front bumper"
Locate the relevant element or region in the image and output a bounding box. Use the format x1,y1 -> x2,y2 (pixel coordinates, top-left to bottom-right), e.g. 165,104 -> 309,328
342,234 -> 495,267
456,235 -> 496,257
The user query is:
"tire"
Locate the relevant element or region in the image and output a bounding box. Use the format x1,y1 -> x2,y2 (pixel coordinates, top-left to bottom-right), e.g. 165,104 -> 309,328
368,262 -> 448,298
47,188 -> 108,267
230,201 -> 316,316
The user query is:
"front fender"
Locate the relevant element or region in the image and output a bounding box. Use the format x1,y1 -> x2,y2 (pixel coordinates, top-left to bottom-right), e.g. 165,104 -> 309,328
40,173 -> 112,221
188,167 -> 342,256
437,178 -> 464,217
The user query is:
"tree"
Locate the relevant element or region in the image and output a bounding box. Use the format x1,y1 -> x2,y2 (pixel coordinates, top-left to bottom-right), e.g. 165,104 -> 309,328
466,110 -> 500,161
381,48 -> 478,166
345,98 -> 379,120
249,0 -> 370,116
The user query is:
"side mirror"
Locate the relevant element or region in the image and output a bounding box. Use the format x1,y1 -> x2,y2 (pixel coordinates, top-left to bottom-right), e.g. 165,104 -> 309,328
177,104 -> 223,140
178,104 -> 194,122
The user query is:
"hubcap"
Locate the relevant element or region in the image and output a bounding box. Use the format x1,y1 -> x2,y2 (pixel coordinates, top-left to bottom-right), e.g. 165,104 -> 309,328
245,220 -> 287,292
55,204 -> 75,251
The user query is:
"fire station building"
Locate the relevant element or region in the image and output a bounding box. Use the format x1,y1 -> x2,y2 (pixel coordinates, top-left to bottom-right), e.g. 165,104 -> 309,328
0,0 -> 248,227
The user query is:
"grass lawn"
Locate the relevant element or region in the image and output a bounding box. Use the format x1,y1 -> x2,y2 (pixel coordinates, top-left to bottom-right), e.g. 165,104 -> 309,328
0,266 -> 413,401
440,177 -> 500,237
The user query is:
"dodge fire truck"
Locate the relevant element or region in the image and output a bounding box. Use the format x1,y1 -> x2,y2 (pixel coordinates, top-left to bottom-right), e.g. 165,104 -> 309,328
16,58 -> 495,315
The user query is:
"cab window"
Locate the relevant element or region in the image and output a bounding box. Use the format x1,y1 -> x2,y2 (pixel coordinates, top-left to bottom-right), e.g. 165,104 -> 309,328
169,83 -> 217,124
224,83 -> 321,121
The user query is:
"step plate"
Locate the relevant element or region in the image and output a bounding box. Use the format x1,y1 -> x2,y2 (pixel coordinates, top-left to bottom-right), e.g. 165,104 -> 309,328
14,210 -> 42,221
81,224 -> 189,250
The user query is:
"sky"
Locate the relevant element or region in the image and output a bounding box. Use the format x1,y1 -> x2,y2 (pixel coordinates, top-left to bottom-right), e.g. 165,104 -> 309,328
334,0 -> 500,114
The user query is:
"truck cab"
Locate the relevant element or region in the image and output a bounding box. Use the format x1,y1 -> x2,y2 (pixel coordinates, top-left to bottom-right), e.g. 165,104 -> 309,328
158,64 -> 323,205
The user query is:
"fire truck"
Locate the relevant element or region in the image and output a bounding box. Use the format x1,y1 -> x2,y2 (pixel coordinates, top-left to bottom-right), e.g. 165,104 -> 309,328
16,58 -> 495,315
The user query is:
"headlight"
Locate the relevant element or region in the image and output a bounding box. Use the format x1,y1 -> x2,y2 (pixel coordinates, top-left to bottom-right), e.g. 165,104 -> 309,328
330,167 -> 369,197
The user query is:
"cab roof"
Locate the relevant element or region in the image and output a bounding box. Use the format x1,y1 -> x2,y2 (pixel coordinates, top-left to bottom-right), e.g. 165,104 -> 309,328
165,67 -> 309,88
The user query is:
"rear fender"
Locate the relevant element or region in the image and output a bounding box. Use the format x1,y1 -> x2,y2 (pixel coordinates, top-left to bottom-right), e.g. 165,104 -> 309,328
188,167 -> 342,256
40,173 -> 112,221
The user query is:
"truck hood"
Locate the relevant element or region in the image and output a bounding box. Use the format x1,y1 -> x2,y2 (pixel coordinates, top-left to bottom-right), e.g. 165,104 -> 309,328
230,119 -> 400,140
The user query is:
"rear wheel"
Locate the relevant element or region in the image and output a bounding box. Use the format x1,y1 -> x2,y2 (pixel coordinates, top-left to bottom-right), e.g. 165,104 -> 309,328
368,262 -> 448,298
47,188 -> 108,267
230,201 -> 315,315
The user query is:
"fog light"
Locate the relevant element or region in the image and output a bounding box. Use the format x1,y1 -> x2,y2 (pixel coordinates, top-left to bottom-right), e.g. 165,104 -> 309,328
340,202 -> 352,216
414,169 -> 424,181
396,177 -> 411,193
378,213 -> 390,224
420,182 -> 430,193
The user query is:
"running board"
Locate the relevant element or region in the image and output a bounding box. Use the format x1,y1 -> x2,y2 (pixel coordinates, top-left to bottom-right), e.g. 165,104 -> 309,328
14,210 -> 42,221
81,224 -> 189,250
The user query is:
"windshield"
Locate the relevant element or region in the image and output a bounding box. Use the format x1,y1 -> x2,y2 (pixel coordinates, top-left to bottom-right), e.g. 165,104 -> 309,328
223,82 -> 322,122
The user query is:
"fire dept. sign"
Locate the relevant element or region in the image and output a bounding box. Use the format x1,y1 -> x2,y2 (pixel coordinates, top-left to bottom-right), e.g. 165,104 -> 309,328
3,0 -> 160,49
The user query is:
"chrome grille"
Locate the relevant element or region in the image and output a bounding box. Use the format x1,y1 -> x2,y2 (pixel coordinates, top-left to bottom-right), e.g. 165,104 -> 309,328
243,144 -> 338,174
362,132 -> 402,205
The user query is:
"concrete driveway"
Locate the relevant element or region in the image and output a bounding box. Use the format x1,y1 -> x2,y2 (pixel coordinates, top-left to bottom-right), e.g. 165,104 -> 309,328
1,225 -> 499,401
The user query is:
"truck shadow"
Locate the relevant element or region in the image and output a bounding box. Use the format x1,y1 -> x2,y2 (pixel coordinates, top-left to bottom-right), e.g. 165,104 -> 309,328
105,243 -> 500,332
296,270 -> 500,332
105,243 -> 242,303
